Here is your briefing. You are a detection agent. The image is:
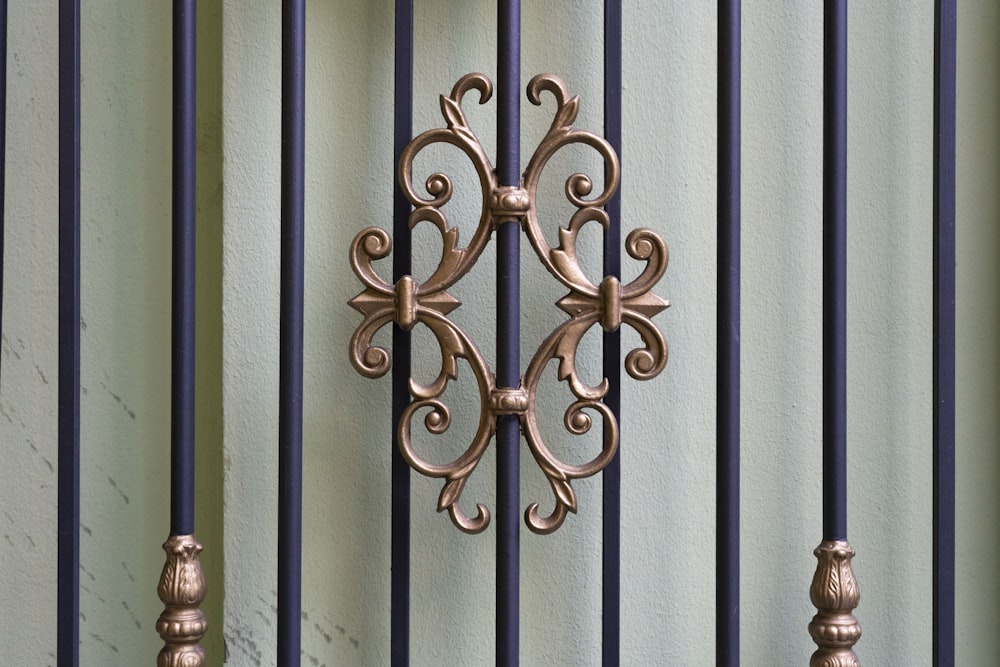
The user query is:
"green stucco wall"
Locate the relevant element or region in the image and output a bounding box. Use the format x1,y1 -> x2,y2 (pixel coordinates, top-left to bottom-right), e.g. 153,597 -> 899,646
1,1 -> 997,665
0,2 -> 224,664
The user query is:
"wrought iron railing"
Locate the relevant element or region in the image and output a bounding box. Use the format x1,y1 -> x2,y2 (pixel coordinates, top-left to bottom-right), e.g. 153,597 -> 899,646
0,1 -> 960,665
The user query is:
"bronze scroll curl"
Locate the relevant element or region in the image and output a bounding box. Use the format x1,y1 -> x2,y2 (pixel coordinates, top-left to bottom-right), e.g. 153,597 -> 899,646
520,311 -> 618,534
351,73 -> 502,533
398,310 -> 496,534
349,73 -> 669,534
397,72 -> 498,294
517,74 -> 669,532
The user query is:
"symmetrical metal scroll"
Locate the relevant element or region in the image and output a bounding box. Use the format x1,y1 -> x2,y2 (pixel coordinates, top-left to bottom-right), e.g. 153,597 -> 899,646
350,73 -> 668,535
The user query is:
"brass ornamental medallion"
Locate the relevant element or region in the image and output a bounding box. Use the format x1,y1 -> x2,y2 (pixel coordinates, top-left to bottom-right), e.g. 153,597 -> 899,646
350,73 -> 669,535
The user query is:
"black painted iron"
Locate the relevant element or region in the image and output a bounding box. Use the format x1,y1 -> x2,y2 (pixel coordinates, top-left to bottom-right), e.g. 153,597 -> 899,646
58,0 -> 81,664
822,0 -> 848,543
602,2 -> 622,664
278,0 -> 305,664
0,0 -> 6,380
717,1 -> 741,663
171,0 -> 197,538
933,1 -> 957,664
496,2 -> 522,664
391,2 -> 414,665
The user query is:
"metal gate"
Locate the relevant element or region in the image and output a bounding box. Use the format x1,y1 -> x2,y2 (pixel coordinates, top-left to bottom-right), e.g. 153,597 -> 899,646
0,1 -> 974,665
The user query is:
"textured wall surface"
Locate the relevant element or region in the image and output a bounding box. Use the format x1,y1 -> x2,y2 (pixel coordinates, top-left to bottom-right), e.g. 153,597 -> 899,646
0,3 -> 224,665
1,1 -> 998,665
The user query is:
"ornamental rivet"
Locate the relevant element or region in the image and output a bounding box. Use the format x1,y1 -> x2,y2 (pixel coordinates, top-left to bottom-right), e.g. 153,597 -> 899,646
490,387 -> 529,415
395,275 -> 418,330
490,186 -> 530,221
599,276 -> 623,332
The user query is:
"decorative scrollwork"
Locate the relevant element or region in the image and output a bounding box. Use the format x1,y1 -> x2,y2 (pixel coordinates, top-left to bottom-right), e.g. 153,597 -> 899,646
516,73 -> 669,533
348,73 -> 669,534
397,310 -> 496,534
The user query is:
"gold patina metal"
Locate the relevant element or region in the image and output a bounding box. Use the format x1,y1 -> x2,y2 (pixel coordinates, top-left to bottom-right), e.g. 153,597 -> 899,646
156,534 -> 207,667
809,539 -> 862,666
349,73 -> 669,535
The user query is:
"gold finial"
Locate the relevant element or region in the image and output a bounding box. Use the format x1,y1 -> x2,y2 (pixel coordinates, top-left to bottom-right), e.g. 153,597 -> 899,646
809,540 -> 861,667
156,534 -> 207,667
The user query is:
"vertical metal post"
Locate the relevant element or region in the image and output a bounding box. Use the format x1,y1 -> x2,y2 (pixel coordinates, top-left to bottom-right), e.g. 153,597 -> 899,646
171,0 -> 197,540
822,0 -> 848,545
932,1 -> 957,664
809,1 -> 861,663
156,2 -> 207,664
601,3 -> 622,665
278,0 -> 305,664
58,1 -> 81,663
496,1 -> 521,664
717,1 -> 741,664
391,1 -> 414,665
352,5 -> 665,662
0,0 -> 6,373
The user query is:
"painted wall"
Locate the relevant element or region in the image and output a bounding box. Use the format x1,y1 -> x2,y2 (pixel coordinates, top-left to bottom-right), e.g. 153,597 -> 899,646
1,1 -> 997,665
0,2 -> 224,665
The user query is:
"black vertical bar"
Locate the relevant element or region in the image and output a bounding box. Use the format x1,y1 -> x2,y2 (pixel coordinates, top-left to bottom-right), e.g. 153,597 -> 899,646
496,1 -> 521,665
601,2 -> 621,665
57,0 -> 81,664
717,1 -> 741,664
171,0 -> 197,538
822,0 -> 848,542
278,0 -> 305,664
1,0 -> 6,374
932,1 -> 956,664
391,1 -> 413,665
